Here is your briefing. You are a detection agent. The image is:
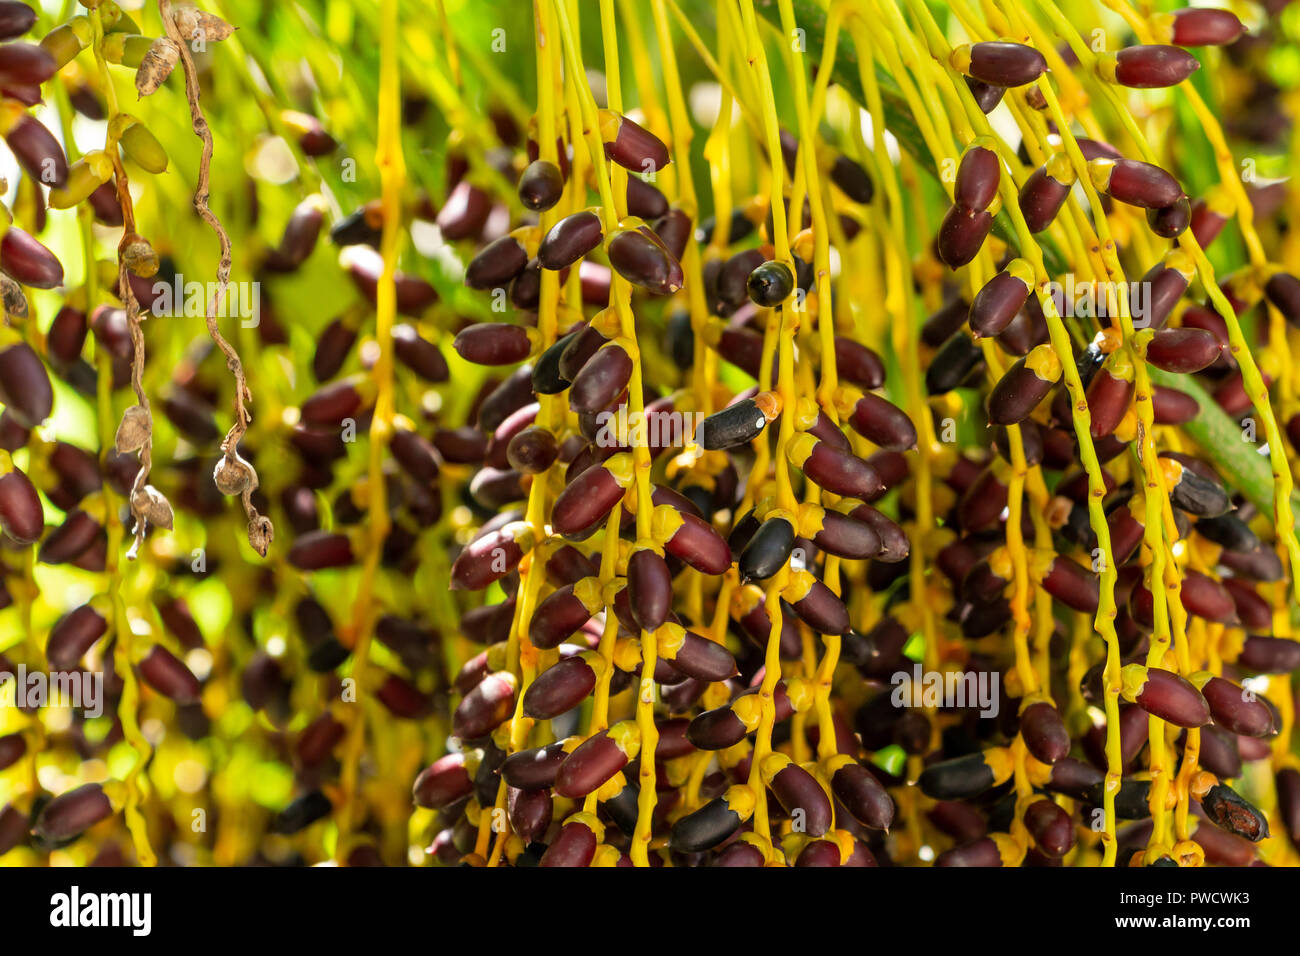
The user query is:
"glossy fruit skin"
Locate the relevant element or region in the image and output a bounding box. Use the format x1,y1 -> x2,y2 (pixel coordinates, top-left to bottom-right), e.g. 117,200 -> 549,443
435,181 -> 490,240
1166,466 -> 1231,518
600,110 -> 669,172
470,463 -> 528,509
453,322 -> 533,366
299,379 -> 363,426
506,426 -> 558,476
1169,8 -> 1245,47
0,342 -> 51,429
918,752 -> 997,800
1200,676 -> 1275,737
1020,701 -> 1070,764
1151,385 -> 1199,424
559,323 -> 610,383
738,515 -> 794,583
926,332 -> 985,393
539,817 -> 598,867
627,547 -> 672,632
569,343 -> 632,415
47,305 -> 89,365
1196,514 -> 1259,555
532,331 -> 578,396
1085,363 -> 1134,438
1147,196 -> 1191,237
955,145 -> 1001,211
501,740 -> 570,791
934,836 -> 1004,867
1238,636 -> 1300,674
849,505 -> 907,562
523,655 -> 598,720
812,507 -> 881,560
788,434 -> 884,502
5,113 -> 67,187
661,630 -> 736,682
1104,45 -> 1200,88
714,842 -> 765,867
45,604 -> 109,669
701,394 -> 776,450
651,207 -> 691,263
830,761 -> 895,830
607,226 -> 682,295
687,700 -> 750,751
311,317 -> 358,381
538,210 -> 603,270
37,509 -> 101,565
1044,758 -> 1104,801
923,297 -> 972,347
828,339 -> 884,390
669,793 -> 747,852
765,759 -> 833,836
1145,327 -> 1220,373
746,260 -> 795,307
786,574 -> 850,635
987,353 -> 1057,425
412,753 -> 474,809
555,730 -> 631,798
936,202 -> 994,268
288,530 -> 355,571
1,225 -> 63,288
622,176 -> 669,220
1128,666 -> 1211,728
963,41 -> 1048,87
970,269 -> 1032,338
1265,272 -> 1300,325
1018,160 -> 1073,233
1038,553 -> 1100,613
139,645 -> 202,704
465,234 -> 529,290
996,303 -> 1049,355
846,392 -> 917,451
478,365 -> 538,434
1091,158 -> 1184,210
1138,256 -> 1193,330
1104,502 -> 1145,565
0,2 -> 35,39
551,460 -> 630,537
716,248 -> 766,313
507,787 -> 552,844
1024,798 -> 1074,857
655,502 -> 732,574
1190,197 -> 1227,248
453,671 -> 516,740
35,783 -> 113,842
966,76 -> 1005,112
518,159 -> 564,211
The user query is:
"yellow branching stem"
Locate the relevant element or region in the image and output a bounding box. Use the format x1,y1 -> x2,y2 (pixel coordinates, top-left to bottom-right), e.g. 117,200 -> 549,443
336,0 -> 404,860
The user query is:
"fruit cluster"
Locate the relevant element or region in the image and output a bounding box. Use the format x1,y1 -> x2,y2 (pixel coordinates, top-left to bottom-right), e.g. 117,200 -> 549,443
2,0 -> 1300,869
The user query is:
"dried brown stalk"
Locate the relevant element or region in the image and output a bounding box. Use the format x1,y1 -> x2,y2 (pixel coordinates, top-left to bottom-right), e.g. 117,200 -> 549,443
159,0 -> 273,556
105,124 -> 157,560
